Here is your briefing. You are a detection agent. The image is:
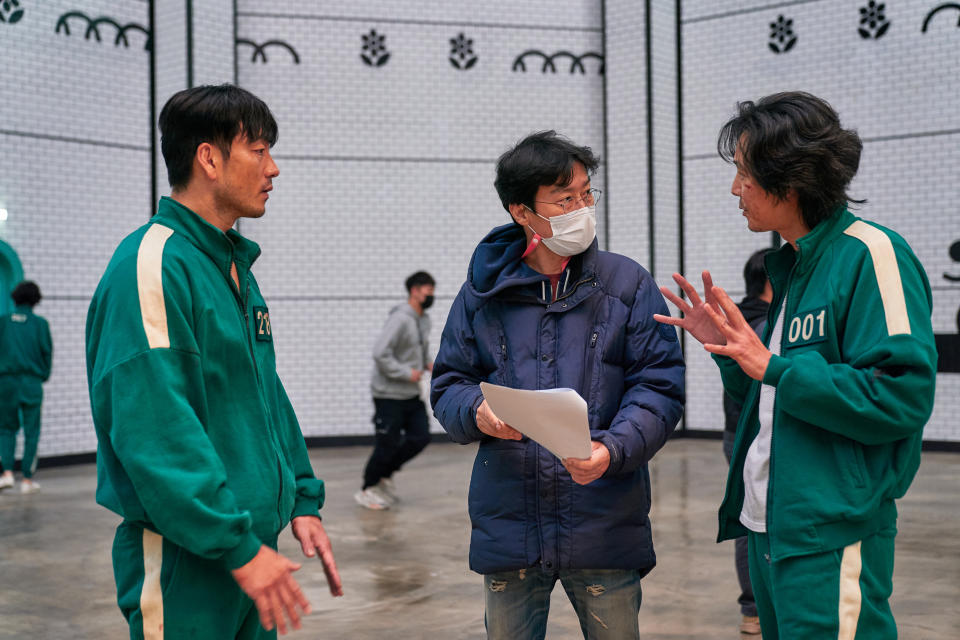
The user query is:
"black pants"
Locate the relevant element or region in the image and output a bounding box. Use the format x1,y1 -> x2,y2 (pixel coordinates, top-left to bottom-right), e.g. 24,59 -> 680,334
362,397 -> 431,489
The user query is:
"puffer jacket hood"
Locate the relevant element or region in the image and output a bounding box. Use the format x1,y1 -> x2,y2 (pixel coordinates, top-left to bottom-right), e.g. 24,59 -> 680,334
467,222 -> 601,302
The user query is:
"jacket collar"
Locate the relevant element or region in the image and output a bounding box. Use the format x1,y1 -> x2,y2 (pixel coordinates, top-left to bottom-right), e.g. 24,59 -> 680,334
153,196 -> 261,283
467,222 -> 598,301
12,305 -> 33,315
765,206 -> 854,288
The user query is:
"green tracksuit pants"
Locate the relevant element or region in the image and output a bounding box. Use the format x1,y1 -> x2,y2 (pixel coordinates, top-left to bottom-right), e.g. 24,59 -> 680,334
0,376 -> 42,478
113,522 -> 277,640
748,527 -> 897,639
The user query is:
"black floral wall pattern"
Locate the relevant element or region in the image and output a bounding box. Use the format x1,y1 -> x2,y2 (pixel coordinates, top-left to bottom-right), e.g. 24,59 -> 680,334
449,32 -> 477,70
512,50 -> 604,74
236,39 -> 300,64
768,15 -> 797,53
361,29 -> 390,67
0,0 -> 24,24
55,11 -> 150,50
922,3 -> 960,32
859,2 -> 891,39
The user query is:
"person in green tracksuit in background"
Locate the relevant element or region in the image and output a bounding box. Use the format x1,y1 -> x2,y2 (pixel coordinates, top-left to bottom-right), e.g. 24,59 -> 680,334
0,281 -> 52,494
656,91 -> 937,639
86,85 -> 343,639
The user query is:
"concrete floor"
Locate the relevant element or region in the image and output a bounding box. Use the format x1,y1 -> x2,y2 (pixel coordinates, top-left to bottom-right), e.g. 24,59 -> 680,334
0,439 -> 957,639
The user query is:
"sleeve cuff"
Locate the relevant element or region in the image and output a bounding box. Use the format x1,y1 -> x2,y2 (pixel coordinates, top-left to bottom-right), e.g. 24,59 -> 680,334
292,478 -> 325,518
292,497 -> 322,520
594,432 -> 623,476
763,354 -> 791,386
221,530 -> 263,570
465,389 -> 486,440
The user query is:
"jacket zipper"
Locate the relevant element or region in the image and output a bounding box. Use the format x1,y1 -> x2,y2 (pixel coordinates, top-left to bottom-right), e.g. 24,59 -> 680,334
498,335 -> 508,385
234,271 -> 285,527
580,331 -> 599,406
554,275 -> 594,303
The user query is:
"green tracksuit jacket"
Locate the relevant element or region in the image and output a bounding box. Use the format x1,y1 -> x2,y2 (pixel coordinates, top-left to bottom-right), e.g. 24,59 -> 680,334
0,305 -> 52,404
716,208 -> 937,562
86,197 -> 324,570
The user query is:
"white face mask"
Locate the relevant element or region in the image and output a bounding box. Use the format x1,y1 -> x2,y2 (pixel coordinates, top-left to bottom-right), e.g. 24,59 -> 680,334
529,205 -> 597,256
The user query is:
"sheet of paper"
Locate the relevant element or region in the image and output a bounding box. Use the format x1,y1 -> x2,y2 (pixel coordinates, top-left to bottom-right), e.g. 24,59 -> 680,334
479,382 -> 592,460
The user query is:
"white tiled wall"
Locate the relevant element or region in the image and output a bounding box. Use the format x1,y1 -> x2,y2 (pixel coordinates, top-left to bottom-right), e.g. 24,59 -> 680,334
1,0 -> 956,462
235,1 -> 606,437
676,0 -> 960,439
0,1 -> 151,457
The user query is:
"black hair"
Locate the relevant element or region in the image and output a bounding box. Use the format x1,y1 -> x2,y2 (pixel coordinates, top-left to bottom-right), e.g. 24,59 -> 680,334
743,249 -> 771,299
405,271 -> 435,292
11,281 -> 41,307
494,130 -> 599,214
718,91 -> 864,230
159,84 -> 278,190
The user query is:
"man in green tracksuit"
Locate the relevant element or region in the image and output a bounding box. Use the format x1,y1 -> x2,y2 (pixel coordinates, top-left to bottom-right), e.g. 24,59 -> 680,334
656,92 -> 937,638
86,85 -> 342,639
0,281 -> 52,494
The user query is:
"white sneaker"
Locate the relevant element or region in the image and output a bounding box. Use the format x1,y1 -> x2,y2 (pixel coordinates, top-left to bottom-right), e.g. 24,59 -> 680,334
0,474 -> 13,490
354,488 -> 389,510
377,478 -> 399,505
20,479 -> 40,494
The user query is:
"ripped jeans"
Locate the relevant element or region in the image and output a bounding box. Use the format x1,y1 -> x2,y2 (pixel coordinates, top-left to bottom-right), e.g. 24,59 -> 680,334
483,568 -> 643,640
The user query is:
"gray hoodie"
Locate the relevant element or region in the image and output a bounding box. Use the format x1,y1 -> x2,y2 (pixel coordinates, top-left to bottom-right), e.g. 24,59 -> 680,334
371,303 -> 431,399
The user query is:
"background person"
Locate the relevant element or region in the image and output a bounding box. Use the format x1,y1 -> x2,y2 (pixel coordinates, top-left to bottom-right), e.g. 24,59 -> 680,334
356,271 -> 436,510
721,249 -> 771,636
0,281 -> 52,494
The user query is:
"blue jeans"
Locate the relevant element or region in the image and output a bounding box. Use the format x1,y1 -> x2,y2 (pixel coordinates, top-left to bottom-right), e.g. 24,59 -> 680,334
483,568 -> 642,640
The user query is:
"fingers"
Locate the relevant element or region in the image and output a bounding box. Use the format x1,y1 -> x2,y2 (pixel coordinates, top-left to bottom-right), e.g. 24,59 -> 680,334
279,583 -> 302,634
477,401 -> 522,440
672,272 -> 703,306
299,535 -> 315,558
652,313 -> 682,327
269,588 -> 287,635
289,576 -> 312,613
702,299 -> 728,332
563,462 -> 599,485
497,423 -> 523,440
701,271 -> 715,299
259,575 -> 309,635
710,286 -> 746,329
255,594 -> 273,632
658,286 -> 690,314
320,549 -> 344,597
703,342 -> 728,356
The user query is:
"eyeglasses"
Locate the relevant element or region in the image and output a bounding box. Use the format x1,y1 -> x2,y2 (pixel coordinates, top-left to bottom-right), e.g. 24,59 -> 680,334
533,188 -> 602,214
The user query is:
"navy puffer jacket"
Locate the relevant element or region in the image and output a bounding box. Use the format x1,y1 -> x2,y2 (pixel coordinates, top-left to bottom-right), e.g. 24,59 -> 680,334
430,223 -> 685,575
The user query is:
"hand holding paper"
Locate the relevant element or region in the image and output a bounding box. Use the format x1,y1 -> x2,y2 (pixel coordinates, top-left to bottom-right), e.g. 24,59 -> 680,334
563,441 -> 611,484
475,398 -> 522,441
479,382 -> 592,460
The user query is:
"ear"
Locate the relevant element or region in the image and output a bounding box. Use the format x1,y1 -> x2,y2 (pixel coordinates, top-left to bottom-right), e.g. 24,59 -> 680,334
508,203 -> 531,227
194,142 -> 222,182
